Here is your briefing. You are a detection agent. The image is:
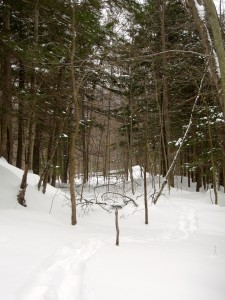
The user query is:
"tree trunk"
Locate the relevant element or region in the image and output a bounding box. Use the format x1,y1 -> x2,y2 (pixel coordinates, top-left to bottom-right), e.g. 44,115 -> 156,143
42,130 -> 54,194
33,126 -> 40,175
154,72 -> 206,204
187,0 -> 225,117
17,0 -> 39,205
81,101 -> 89,184
0,0 -> 13,163
17,164 -> 28,207
51,151 -> 58,187
16,61 -> 25,169
203,0 -> 225,117
196,166 -> 202,192
69,3 -> 80,225
143,76 -> 149,224
159,0 -> 174,188
206,103 -> 218,204
115,208 -> 119,246
144,151 -> 148,225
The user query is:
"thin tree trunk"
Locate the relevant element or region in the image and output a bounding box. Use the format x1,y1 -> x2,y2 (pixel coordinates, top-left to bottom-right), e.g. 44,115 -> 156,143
222,156 -> 225,193
33,126 -> 40,175
159,0 -> 174,188
106,90 -> 111,190
61,139 -> 69,184
17,0 -> 39,206
115,208 -> 119,246
206,103 -> 218,204
0,0 -> 13,163
82,125 -> 88,184
196,165 -> 202,192
42,128 -> 55,194
51,151 -> 58,187
28,119 -> 36,171
144,76 -> 149,224
16,61 -> 25,169
69,3 -> 80,225
38,121 -> 63,190
152,59 -> 166,178
17,163 -> 28,207
144,151 -> 148,225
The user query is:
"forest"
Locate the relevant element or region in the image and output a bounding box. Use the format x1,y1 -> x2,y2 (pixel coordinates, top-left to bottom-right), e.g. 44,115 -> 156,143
0,0 -> 225,224
1,1 -> 225,299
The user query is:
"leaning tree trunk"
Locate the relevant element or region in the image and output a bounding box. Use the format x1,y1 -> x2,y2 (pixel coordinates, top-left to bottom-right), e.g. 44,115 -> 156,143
154,72 -> 206,204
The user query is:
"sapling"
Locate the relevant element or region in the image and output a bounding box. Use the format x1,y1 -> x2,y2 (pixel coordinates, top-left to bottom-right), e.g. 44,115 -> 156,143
111,205 -> 122,246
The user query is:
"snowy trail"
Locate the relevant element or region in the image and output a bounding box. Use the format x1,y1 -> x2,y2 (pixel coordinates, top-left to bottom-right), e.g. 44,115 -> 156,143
16,204 -> 199,300
17,238 -> 106,300
178,204 -> 198,239
147,202 -> 199,242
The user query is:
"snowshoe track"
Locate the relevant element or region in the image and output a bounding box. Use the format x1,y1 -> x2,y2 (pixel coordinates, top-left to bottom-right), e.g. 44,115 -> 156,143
178,205 -> 198,239
18,238 -> 106,300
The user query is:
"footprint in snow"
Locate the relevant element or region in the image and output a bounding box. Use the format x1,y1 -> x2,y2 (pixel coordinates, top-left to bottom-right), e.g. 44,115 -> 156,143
178,206 -> 198,239
16,238 -> 106,300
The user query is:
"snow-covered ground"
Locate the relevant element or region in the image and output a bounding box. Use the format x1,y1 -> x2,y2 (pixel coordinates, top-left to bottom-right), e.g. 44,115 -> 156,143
0,158 -> 225,300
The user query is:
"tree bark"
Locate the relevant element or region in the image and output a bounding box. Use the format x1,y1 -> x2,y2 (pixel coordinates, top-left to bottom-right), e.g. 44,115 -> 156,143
187,0 -> 225,117
17,0 -> 39,206
69,3 -> 80,225
203,0 -> 225,117
159,0 -> 174,188
0,0 -> 13,163
144,152 -> 148,224
16,61 -> 25,169
206,102 -> 218,204
115,208 -> 119,246
33,126 -> 40,175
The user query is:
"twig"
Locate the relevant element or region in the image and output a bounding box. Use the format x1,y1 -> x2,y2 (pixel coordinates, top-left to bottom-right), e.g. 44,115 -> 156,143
101,191 -> 138,207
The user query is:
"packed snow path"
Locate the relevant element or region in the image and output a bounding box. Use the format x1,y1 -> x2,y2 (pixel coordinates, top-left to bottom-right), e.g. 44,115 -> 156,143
15,200 -> 225,300
18,239 -> 106,300
178,205 -> 198,239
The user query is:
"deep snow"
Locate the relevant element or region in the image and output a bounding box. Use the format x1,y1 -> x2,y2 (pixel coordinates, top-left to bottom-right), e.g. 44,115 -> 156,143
0,158 -> 225,300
